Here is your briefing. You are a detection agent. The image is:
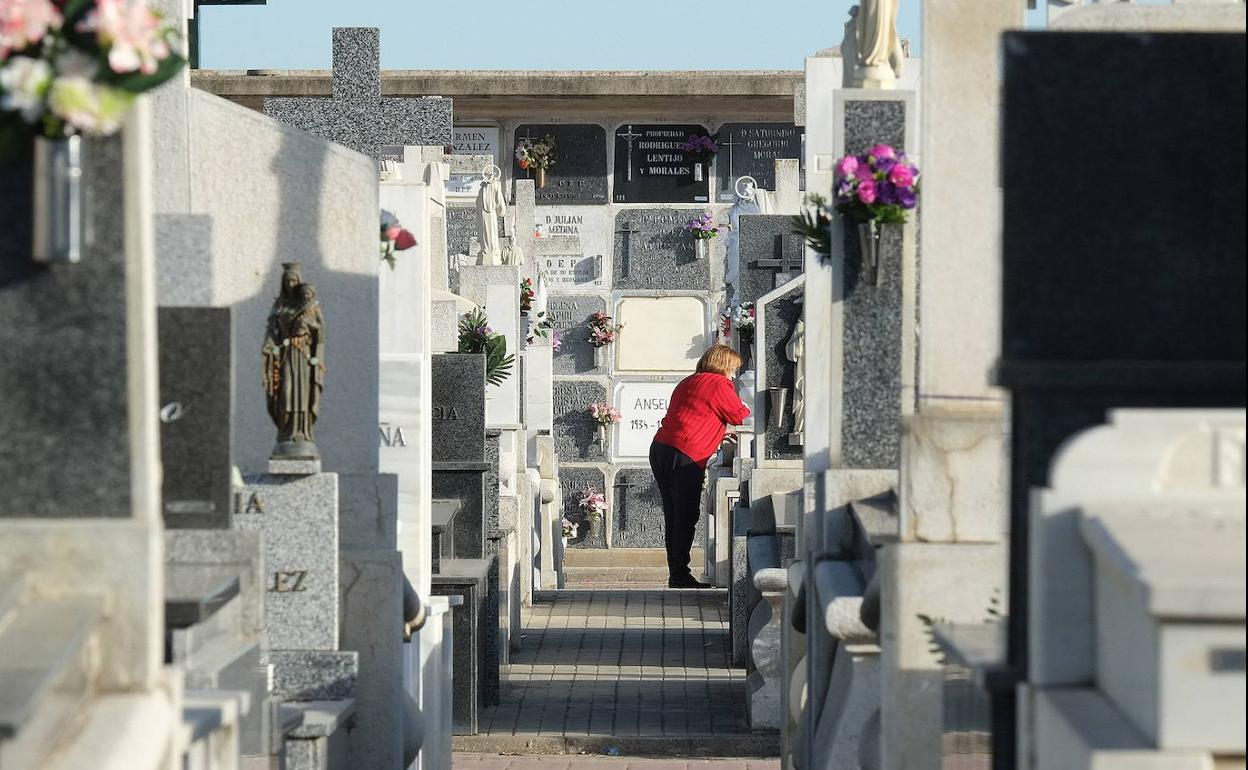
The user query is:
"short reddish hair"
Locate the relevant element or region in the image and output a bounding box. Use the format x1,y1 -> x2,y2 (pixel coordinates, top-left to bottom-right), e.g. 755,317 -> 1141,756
696,344 -> 743,376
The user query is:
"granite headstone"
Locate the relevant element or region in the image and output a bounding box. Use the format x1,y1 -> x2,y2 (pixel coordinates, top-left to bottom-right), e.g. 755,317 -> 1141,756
0,135 -> 131,518
737,215 -> 806,306
560,466 -> 607,548
553,380 -> 608,462
431,354 -> 486,464
158,306 -> 235,529
715,123 -> 804,202
612,209 -> 711,291
546,295 -> 607,375
613,124 -> 711,204
513,124 -> 608,205
446,206 -> 501,258
758,280 -> 805,465
264,28 -> 451,160
610,466 -> 704,549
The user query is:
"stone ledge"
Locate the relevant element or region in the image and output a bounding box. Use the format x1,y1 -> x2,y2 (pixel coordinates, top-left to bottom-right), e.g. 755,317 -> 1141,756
451,733 -> 780,757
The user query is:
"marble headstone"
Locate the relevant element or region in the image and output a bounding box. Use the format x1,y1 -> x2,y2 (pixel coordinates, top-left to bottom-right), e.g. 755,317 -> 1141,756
158,306 -> 235,529
612,209 -> 711,291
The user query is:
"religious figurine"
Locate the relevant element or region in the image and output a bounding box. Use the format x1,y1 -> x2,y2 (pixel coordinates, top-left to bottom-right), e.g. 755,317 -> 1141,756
476,167 -> 507,265
262,263 -> 326,461
851,1 -> 904,89
785,315 -> 805,446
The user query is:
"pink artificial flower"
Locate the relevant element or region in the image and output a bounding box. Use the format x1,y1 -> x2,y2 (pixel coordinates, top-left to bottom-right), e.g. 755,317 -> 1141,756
868,144 -> 896,162
0,0 -> 62,56
383,225 -> 401,241
856,180 -> 877,204
888,163 -> 915,188
85,0 -> 171,76
834,155 -> 858,179
853,162 -> 875,183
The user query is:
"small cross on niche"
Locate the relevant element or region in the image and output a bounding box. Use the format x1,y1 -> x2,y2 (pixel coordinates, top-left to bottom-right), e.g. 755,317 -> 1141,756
753,234 -> 805,287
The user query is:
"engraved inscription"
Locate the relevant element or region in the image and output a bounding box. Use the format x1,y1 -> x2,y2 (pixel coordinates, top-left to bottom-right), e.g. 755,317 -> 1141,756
272,570 -> 309,593
432,405 -> 461,420
379,422 -> 409,448
234,492 -> 265,514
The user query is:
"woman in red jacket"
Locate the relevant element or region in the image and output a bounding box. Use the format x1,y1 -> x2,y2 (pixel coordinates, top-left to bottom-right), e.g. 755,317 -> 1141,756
650,344 -> 752,588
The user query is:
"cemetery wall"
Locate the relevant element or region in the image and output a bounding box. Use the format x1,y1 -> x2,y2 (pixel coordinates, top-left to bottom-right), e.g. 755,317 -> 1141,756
165,89 -> 381,474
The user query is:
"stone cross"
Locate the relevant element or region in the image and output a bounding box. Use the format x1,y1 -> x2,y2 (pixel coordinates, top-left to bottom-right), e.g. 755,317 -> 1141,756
264,28 -> 453,160
613,472 -> 640,531
615,221 -> 639,278
754,233 -> 805,287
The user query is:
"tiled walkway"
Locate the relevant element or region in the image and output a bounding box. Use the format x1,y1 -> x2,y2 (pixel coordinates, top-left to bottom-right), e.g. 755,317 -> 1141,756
454,589 -> 773,757
454,755 -> 780,770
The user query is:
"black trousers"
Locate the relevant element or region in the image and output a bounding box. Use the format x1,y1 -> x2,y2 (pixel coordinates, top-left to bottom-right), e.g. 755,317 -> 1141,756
649,441 -> 705,579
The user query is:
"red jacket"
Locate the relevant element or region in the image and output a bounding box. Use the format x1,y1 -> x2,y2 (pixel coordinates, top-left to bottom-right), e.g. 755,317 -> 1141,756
653,372 -> 751,467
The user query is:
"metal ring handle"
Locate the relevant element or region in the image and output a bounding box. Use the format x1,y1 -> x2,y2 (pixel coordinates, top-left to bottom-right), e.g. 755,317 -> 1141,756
482,164 -> 502,181
735,175 -> 758,200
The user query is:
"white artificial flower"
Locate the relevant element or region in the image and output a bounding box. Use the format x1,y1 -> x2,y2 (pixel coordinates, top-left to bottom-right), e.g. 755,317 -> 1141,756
48,75 -> 133,135
0,55 -> 52,122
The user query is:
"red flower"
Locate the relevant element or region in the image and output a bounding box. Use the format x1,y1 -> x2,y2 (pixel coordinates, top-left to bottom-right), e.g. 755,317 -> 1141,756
394,229 -> 417,250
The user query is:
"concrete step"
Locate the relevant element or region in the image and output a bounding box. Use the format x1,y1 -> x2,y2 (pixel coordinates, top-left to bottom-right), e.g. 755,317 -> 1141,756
564,548 -> 706,568
452,732 -> 779,757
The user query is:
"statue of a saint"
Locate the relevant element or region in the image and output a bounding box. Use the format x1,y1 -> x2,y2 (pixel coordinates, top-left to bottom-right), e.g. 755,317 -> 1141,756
785,316 -> 805,447
477,170 -> 507,265
262,263 -> 326,460
853,0 -> 904,89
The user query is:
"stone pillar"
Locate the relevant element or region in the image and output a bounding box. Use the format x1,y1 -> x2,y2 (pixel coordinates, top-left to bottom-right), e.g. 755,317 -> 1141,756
878,4 -> 1022,770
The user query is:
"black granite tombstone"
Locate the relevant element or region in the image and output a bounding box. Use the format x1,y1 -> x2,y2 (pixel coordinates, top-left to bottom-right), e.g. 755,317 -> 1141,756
715,123 -> 804,202
513,124 -> 608,205
158,307 -> 235,529
613,124 -> 711,203
758,282 -> 805,464
994,31 -> 1246,762
610,466 -> 705,549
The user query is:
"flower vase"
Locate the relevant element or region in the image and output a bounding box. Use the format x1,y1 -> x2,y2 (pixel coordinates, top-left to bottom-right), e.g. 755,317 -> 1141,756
693,161 -> 704,183
562,536 -> 569,550
767,386 -> 789,430
596,425 -> 607,454
33,136 -> 88,264
856,221 -> 884,287
534,167 -> 547,189
588,516 -> 603,540
695,238 -> 709,260
594,345 -> 605,369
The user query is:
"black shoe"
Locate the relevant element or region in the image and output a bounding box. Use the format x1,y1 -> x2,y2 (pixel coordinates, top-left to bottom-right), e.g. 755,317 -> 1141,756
668,575 -> 714,589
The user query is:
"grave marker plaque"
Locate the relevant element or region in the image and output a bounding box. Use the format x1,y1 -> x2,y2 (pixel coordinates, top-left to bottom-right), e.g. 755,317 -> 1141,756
759,281 -> 805,464
514,124 -> 608,205
613,124 -> 710,203
553,380 -> 608,461
715,123 -> 804,202
610,467 -> 704,549
738,215 -> 806,305
447,206 -> 503,257
535,207 -> 610,289
447,125 -> 500,197
614,381 -> 678,459
560,466 -> 607,548
612,209 -> 711,291
158,306 -> 234,529
431,353 -> 486,463
545,295 -> 607,375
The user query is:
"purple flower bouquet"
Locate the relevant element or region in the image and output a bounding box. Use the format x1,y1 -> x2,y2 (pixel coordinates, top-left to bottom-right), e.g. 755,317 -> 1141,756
832,144 -> 920,225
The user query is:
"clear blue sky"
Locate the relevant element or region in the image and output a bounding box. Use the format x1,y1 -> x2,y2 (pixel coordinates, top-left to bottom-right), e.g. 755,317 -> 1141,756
200,0 -> 922,71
